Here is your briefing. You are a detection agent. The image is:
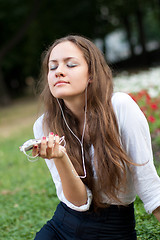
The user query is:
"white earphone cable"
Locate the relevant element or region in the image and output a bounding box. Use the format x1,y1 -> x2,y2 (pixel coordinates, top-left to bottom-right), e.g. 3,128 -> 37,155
22,82 -> 89,178
56,83 -> 88,178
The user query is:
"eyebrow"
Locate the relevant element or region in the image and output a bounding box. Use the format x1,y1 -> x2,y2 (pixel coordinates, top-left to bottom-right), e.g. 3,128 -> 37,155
49,57 -> 78,63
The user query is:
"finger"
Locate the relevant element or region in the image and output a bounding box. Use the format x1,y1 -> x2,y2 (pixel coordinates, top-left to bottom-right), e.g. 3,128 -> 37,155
48,132 -> 54,148
32,145 -> 39,156
47,132 -> 54,157
54,135 -> 60,152
39,136 -> 47,158
53,135 -> 64,158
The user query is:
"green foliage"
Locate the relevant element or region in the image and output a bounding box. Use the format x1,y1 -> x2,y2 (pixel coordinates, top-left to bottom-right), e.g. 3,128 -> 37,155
135,196 -> 160,239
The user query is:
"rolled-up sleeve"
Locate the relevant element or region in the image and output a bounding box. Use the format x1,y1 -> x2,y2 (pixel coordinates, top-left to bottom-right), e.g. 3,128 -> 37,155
113,92 -> 160,214
56,179 -> 93,211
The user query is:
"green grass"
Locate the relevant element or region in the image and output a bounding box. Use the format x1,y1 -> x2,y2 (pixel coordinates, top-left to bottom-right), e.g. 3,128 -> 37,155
0,126 -> 59,240
135,196 -> 160,239
0,103 -> 160,239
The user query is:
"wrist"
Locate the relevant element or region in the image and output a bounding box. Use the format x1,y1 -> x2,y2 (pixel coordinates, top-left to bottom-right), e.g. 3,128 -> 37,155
53,151 -> 67,162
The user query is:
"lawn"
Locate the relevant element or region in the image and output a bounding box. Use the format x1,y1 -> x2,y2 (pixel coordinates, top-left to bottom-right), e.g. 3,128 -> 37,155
0,90 -> 160,239
0,126 -> 60,239
0,98 -> 59,239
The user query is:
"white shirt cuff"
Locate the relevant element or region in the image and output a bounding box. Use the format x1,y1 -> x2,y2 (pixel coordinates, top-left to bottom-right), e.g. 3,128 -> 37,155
60,186 -> 92,212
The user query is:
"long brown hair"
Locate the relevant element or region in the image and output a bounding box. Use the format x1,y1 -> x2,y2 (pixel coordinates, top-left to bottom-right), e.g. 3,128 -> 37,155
40,35 -> 132,209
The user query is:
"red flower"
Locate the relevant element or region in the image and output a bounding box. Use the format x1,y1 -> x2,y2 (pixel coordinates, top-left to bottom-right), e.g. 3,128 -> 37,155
148,116 -> 156,123
150,103 -> 158,110
138,90 -> 147,97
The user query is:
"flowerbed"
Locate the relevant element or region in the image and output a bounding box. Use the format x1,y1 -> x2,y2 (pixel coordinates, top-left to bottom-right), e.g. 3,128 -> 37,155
113,68 -> 160,237
114,67 -> 160,98
129,90 -> 160,163
114,66 -> 160,162
129,90 -> 160,134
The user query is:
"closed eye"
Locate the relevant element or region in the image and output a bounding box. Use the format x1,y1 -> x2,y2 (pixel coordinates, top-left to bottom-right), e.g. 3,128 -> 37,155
50,65 -> 57,70
67,63 -> 78,68
49,61 -> 78,70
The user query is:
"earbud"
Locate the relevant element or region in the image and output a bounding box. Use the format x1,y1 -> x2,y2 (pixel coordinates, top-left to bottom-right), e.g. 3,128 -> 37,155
86,79 -> 90,88
87,78 -> 92,84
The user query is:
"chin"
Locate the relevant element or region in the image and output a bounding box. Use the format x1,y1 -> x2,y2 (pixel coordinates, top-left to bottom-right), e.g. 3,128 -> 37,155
52,92 -> 69,99
51,89 -> 64,98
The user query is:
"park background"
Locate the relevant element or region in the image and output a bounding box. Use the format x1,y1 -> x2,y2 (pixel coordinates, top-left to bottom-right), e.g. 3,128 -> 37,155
0,0 -> 160,239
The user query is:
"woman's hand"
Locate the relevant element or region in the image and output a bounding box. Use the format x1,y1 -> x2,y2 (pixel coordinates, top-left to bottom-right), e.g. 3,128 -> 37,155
32,132 -> 87,207
32,132 -> 66,159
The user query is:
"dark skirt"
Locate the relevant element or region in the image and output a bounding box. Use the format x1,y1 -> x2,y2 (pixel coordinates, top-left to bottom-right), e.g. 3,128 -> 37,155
34,202 -> 137,240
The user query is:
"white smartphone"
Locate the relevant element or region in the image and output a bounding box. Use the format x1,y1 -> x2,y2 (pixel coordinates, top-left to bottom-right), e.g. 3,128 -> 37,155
19,136 -> 65,152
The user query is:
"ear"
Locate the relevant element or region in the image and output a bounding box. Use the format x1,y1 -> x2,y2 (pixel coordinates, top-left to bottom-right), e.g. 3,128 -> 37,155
88,78 -> 93,83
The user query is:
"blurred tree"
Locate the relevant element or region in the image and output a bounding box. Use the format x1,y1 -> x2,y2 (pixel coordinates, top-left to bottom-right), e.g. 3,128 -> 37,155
0,0 -> 159,105
0,0 -> 42,105
0,0 -> 99,105
100,0 -> 160,58
35,0 -> 115,55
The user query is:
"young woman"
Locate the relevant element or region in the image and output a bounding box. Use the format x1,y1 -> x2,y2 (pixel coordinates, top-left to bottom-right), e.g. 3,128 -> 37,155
32,35 -> 160,239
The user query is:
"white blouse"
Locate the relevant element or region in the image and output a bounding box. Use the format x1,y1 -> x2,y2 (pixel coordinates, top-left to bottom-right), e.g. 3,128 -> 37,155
33,92 -> 160,214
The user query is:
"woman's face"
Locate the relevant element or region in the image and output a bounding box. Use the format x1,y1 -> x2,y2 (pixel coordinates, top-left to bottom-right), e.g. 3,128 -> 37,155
48,41 -> 89,103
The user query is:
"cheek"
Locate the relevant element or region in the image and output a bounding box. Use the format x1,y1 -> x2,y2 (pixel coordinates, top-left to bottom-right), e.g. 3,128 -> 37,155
48,72 -> 53,86
80,71 -> 89,87
74,69 -> 89,84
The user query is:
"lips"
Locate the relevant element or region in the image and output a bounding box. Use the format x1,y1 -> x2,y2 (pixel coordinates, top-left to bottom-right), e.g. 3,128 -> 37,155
54,81 -> 69,86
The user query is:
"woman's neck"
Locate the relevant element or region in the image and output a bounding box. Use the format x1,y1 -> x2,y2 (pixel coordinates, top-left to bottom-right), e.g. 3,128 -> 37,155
64,98 -> 85,124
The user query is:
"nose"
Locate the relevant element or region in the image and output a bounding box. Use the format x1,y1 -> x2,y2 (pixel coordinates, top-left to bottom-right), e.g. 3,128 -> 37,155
55,72 -> 65,78
55,64 -> 65,78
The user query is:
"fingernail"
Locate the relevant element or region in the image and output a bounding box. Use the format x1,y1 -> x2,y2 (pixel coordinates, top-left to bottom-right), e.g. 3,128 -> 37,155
55,134 -> 58,136
34,145 -> 38,148
50,132 -> 54,135
42,137 -> 46,140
